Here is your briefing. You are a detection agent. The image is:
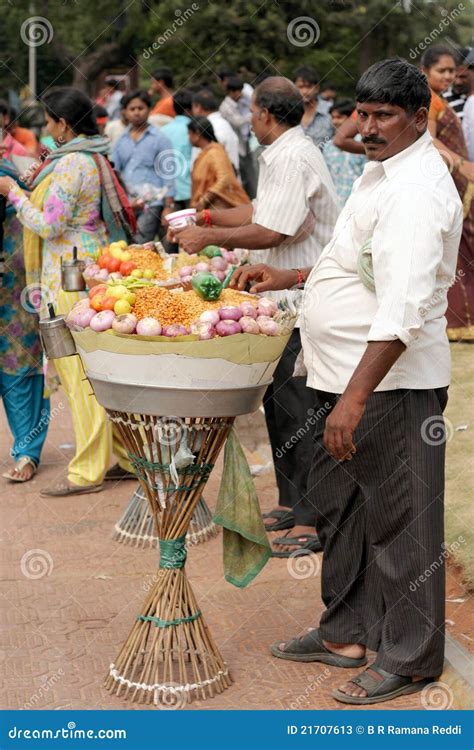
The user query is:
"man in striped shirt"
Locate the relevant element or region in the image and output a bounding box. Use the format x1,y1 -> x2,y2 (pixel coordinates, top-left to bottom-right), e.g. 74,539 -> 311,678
173,77 -> 339,557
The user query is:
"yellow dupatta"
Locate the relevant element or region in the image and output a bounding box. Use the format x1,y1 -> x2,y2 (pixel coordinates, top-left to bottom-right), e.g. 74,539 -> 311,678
23,173 -> 53,288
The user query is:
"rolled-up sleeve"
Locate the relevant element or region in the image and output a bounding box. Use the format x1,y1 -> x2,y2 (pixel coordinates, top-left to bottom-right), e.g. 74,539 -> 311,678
368,186 -> 456,346
254,149 -> 320,237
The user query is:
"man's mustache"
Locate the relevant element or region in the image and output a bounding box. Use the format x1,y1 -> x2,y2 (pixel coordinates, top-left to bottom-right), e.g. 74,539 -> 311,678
362,136 -> 387,145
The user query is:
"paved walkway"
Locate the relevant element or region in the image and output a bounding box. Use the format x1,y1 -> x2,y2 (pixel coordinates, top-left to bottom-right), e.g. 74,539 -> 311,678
0,397 -> 464,711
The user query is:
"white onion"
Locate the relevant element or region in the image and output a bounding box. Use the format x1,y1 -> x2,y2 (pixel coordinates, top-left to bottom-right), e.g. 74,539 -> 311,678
163,323 -> 189,337
240,301 -> 257,319
190,321 -> 216,340
181,275 -> 193,284
83,264 -> 100,278
257,316 -> 280,336
89,310 -> 116,332
108,272 -> 123,280
199,310 -> 220,326
240,316 -> 260,334
97,268 -> 109,280
257,297 -> 278,316
216,319 -> 242,336
66,306 -> 97,330
218,306 -> 242,321
112,313 -> 137,334
195,261 -> 209,273
136,317 -> 162,336
179,265 -> 194,278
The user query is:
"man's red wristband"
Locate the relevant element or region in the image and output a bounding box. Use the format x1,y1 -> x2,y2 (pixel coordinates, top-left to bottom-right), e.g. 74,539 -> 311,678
203,208 -> 212,226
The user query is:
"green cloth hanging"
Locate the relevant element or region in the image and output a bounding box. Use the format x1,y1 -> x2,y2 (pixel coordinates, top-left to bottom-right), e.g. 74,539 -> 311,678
213,429 -> 271,588
357,236 -> 375,293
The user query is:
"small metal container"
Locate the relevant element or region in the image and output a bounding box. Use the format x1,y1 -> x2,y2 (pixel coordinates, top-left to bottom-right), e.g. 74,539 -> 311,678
39,304 -> 77,360
61,246 -> 86,292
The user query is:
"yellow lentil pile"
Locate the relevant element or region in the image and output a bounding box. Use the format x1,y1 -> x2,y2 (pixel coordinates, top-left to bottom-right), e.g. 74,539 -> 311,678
174,254 -> 204,271
128,248 -> 168,280
133,288 -> 257,328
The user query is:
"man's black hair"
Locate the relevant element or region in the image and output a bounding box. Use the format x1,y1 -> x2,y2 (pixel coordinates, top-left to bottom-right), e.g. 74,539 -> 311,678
217,67 -> 235,80
356,57 -> 431,114
254,77 -> 304,127
329,98 -> 355,117
192,89 -> 218,113
122,90 -> 151,109
226,77 -> 243,93
173,89 -> 193,116
152,66 -> 173,87
294,65 -> 320,86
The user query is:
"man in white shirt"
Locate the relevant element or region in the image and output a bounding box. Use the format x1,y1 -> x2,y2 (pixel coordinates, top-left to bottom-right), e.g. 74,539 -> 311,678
192,89 -> 240,174
173,77 -> 339,557
230,59 -> 463,705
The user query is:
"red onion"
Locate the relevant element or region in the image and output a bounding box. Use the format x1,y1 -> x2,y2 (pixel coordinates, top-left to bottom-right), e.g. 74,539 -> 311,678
257,316 -> 280,336
97,268 -> 109,281
216,319 -> 242,336
181,275 -> 193,284
257,297 -> 278,316
162,324 -> 189,337
89,310 -> 116,332
213,270 -> 226,282
218,306 -> 242,321
240,316 -> 260,334
83,264 -> 100,278
240,301 -> 257,319
136,317 -> 162,336
199,310 -> 220,326
210,256 -> 227,272
190,321 -> 216,340
66,306 -> 97,331
112,313 -> 137,335
195,261 -> 209,273
179,265 -> 194,278
225,251 -> 238,264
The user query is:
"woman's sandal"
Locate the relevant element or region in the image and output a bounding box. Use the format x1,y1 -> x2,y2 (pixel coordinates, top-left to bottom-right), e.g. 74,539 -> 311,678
332,665 -> 433,705
263,509 -> 295,532
2,456 -> 37,483
271,533 -> 322,557
270,628 -> 368,667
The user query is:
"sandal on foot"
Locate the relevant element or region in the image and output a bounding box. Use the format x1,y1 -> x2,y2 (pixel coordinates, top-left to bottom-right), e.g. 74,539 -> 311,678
332,665 -> 433,705
2,456 -> 37,483
264,510 -> 295,531
270,628 -> 368,667
262,508 -> 290,520
271,533 -> 322,558
40,480 -> 103,497
104,463 -> 135,481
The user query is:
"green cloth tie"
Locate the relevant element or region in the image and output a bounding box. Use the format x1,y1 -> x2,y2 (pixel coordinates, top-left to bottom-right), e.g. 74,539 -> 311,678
159,536 -> 187,569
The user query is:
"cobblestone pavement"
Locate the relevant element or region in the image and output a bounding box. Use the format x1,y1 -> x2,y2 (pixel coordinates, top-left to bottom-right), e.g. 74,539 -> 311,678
0,398 -> 458,711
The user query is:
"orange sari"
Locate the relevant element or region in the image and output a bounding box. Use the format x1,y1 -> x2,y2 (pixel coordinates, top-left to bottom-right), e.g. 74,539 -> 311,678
429,92 -> 474,340
191,142 -> 250,209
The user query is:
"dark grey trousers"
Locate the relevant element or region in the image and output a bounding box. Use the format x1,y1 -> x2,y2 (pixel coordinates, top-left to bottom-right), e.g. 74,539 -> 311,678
263,329 -> 317,526
309,387 -> 448,677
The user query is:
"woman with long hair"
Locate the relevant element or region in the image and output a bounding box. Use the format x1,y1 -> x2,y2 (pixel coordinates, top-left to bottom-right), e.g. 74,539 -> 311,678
0,87 -> 136,496
421,45 -> 474,341
188,117 -> 250,210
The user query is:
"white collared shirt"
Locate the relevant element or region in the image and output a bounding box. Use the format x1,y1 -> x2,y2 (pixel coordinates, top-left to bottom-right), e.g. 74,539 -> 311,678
300,131 -> 463,393
251,126 -> 340,310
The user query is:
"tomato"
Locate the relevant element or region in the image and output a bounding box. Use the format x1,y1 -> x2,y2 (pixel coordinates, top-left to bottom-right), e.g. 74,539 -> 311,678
119,261 -> 137,277
90,295 -> 105,312
101,297 -> 117,311
98,255 -> 109,269
89,284 -> 108,299
106,257 -> 121,273
101,246 -> 111,255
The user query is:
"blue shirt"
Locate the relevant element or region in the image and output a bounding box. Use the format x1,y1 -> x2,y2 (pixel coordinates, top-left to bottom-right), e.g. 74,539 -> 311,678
160,115 -> 192,201
323,140 -> 366,205
112,124 -> 175,205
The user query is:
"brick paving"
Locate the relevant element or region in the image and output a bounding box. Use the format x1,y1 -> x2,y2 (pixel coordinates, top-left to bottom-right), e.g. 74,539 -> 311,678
0,396 -> 449,711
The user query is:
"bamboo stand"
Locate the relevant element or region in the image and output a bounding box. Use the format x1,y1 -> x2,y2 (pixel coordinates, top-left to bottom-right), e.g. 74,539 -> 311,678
113,486 -> 218,548
104,411 -> 233,705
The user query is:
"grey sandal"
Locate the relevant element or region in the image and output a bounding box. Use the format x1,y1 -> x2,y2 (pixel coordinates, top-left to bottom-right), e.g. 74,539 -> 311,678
332,665 -> 433,705
270,628 -> 368,667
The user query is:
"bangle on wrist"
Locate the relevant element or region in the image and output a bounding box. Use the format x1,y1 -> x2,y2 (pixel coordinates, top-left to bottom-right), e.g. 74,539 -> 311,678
292,268 -> 305,287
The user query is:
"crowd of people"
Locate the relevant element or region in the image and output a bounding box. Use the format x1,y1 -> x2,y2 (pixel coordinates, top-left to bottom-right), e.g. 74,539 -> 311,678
0,45 -> 473,705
